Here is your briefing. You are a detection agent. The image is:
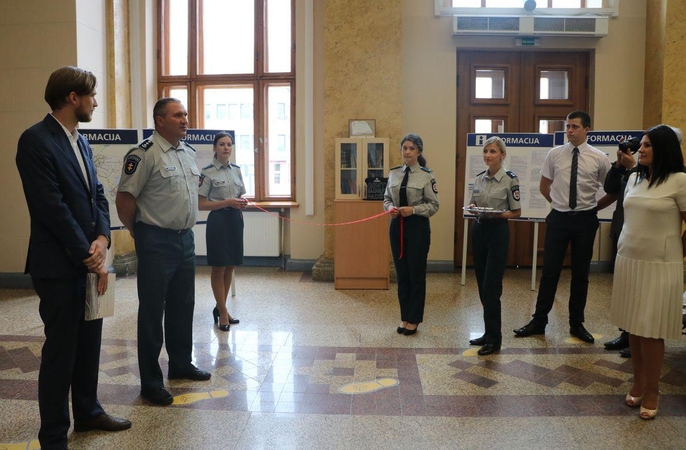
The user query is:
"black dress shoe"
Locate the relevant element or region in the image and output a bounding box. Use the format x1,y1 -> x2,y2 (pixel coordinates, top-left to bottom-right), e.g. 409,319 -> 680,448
513,322 -> 545,337
229,318 -> 240,325
604,331 -> 629,350
570,325 -> 594,343
469,335 -> 487,346
140,387 -> 174,406
168,365 -> 211,381
74,413 -> 132,432
477,343 -> 501,356
397,327 -> 406,334
620,347 -> 632,358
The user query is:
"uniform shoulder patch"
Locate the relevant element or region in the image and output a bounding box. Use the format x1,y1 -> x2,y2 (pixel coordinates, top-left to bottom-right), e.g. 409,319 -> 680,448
511,184 -> 520,202
506,170 -> 517,179
202,163 -> 213,170
124,154 -> 142,175
431,178 -> 438,194
138,139 -> 153,151
199,174 -> 205,187
183,142 -> 197,152
421,167 -> 433,173
390,165 -> 403,171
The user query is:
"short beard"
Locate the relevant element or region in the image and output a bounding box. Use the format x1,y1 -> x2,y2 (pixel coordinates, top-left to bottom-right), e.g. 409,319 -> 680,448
75,110 -> 92,123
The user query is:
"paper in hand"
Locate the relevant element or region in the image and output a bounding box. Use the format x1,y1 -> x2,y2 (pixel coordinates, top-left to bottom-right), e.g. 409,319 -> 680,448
85,273 -> 116,321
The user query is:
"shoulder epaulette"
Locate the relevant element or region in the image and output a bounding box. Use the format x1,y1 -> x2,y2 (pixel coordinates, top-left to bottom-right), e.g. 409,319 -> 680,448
229,163 -> 241,169
506,170 -> 517,179
183,142 -> 197,152
138,139 -> 153,151
202,164 -> 213,170
477,170 -> 486,176
421,167 -> 433,173
390,165 -> 403,171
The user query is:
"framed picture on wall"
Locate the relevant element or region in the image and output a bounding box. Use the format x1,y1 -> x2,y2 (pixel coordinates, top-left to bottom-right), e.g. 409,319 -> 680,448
349,119 -> 376,137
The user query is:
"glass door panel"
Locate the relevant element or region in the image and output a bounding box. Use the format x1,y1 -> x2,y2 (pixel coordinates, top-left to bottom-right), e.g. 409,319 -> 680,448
539,70 -> 569,100
475,69 -> 506,99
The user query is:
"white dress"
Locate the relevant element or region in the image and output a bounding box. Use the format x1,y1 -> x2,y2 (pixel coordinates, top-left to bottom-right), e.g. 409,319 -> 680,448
610,172 -> 686,339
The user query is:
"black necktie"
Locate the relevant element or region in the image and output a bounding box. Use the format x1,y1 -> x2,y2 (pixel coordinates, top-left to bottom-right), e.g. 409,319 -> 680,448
569,147 -> 579,210
399,167 -> 410,207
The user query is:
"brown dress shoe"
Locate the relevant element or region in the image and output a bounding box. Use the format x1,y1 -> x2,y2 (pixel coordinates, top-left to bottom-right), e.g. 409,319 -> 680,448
74,413 -> 132,432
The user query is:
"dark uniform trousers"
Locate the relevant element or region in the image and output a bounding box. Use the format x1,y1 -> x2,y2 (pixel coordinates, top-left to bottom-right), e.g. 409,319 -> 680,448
533,209 -> 599,326
389,215 -> 430,324
33,276 -> 105,448
134,222 -> 196,390
471,219 -> 509,344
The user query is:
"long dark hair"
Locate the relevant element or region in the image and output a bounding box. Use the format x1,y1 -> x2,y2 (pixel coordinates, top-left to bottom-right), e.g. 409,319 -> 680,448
636,124 -> 683,188
401,133 -> 426,167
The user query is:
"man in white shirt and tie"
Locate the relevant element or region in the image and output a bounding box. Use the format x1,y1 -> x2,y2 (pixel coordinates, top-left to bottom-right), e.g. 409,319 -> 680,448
514,110 -> 616,343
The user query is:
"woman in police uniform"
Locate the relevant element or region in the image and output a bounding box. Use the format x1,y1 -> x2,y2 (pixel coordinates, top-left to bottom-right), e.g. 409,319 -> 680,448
468,136 -> 521,355
384,133 -> 439,336
198,132 -> 247,331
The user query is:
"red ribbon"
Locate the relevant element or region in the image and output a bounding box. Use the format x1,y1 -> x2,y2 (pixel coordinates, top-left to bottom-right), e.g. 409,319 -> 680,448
246,202 -> 391,227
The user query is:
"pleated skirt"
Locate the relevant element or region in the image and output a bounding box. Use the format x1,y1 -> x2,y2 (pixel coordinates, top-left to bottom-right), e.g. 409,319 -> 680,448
610,254 -> 683,339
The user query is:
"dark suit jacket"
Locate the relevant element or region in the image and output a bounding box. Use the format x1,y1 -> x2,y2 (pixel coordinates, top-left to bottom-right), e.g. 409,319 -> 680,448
16,114 -> 110,278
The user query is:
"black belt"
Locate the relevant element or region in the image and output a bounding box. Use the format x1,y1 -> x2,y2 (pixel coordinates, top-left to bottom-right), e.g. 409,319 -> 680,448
137,221 -> 191,234
475,218 -> 507,224
553,208 -> 597,216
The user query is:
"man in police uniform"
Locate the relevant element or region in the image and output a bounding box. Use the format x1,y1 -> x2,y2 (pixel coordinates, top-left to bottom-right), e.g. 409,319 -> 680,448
116,98 -> 210,406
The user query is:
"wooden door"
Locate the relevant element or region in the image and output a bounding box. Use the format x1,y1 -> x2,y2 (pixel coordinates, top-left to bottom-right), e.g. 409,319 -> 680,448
455,50 -> 590,267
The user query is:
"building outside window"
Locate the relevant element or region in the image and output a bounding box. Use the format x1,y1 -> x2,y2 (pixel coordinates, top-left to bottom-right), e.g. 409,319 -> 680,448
158,0 -> 294,201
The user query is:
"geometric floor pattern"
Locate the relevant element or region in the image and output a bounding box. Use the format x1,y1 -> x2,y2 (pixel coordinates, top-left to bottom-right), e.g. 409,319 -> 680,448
2,266 -> 686,449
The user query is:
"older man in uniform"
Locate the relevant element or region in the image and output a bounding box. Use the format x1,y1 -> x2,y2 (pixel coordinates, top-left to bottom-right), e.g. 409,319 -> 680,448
116,98 -> 209,406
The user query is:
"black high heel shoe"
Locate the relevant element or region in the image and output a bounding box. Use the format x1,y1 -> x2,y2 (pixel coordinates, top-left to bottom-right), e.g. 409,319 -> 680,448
403,324 -> 418,336
212,307 -> 231,331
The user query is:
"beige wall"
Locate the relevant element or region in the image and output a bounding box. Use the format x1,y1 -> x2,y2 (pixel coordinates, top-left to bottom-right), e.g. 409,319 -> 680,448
660,1 -> 686,131
0,1 -> 81,273
321,0 -> 404,260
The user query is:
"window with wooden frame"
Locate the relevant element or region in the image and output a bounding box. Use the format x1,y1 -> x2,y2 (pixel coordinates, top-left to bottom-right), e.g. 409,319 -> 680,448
158,0 -> 295,201
451,0 -> 603,7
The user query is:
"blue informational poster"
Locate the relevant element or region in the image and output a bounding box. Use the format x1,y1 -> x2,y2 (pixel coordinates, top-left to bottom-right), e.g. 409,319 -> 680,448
465,131 -> 642,221
81,129 -> 139,229
465,133 -> 556,220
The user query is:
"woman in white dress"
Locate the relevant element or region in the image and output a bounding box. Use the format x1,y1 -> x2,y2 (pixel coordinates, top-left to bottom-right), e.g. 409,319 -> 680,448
610,124 -> 686,420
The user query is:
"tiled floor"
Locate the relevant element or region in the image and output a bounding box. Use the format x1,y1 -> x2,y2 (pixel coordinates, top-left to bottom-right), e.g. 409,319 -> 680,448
1,266 -> 686,449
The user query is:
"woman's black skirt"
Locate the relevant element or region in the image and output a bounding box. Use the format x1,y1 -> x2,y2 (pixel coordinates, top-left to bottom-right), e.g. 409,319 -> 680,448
206,208 -> 244,266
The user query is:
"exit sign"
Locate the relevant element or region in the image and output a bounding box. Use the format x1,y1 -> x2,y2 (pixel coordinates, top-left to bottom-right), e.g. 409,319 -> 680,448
516,37 -> 540,46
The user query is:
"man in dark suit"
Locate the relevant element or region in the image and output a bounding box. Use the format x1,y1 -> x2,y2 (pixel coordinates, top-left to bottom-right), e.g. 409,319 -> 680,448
16,66 -> 131,450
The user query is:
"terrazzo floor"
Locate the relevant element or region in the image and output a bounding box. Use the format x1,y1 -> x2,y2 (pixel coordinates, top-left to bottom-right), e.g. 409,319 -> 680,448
1,266 -> 685,449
